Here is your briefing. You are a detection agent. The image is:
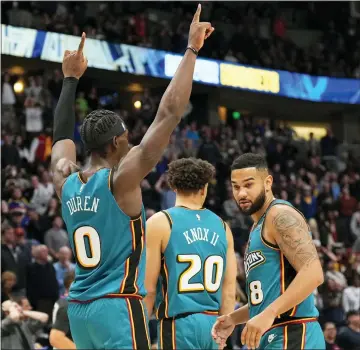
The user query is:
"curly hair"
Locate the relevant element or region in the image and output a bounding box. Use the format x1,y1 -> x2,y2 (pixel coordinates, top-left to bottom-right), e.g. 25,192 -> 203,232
167,158 -> 215,194
80,109 -> 124,157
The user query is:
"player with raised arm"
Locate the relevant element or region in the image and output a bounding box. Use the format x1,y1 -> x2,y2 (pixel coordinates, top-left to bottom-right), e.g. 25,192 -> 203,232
51,5 -> 214,349
144,158 -> 237,350
212,153 -> 325,350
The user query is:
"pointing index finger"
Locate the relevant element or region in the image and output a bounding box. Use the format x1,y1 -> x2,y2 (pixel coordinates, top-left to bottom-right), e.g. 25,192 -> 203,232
192,3 -> 201,23
77,32 -> 86,55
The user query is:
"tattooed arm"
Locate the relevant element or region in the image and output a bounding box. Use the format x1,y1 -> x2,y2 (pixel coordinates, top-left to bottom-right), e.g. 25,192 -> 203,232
264,204 -> 324,317
235,206 -> 324,350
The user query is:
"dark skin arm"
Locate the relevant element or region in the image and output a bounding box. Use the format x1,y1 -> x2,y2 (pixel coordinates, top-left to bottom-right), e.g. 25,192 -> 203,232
51,34 -> 88,198
112,5 -> 214,217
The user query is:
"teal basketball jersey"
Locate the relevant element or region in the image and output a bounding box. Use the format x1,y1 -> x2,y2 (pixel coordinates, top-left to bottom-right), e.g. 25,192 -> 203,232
156,207 -> 228,319
61,168 -> 146,301
245,199 -> 319,321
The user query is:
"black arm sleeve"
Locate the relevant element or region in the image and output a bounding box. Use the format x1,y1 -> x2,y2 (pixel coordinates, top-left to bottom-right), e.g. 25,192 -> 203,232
53,77 -> 79,146
52,305 -> 70,336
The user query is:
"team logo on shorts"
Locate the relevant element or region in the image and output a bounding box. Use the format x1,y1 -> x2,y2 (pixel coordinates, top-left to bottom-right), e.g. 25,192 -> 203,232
244,250 -> 266,277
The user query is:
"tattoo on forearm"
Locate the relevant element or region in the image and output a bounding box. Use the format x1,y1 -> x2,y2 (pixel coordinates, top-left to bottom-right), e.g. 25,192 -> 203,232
272,210 -> 319,269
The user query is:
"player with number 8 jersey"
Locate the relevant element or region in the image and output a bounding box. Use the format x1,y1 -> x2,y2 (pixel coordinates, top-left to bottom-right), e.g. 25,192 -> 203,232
212,153 -> 325,350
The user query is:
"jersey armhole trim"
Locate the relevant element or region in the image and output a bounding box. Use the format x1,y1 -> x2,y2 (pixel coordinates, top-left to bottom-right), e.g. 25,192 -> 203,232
162,210 -> 173,229
261,202 -> 282,250
58,175 -> 70,201
109,167 -> 115,192
220,217 -> 226,231
108,167 -> 142,221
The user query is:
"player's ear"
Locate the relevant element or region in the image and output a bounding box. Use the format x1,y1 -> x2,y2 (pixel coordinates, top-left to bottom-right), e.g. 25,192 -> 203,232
201,183 -> 209,197
265,175 -> 273,192
112,136 -> 118,148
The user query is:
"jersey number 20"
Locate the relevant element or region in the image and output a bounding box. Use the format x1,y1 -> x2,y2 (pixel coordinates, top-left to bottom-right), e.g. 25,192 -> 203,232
177,254 -> 224,293
74,226 -> 101,268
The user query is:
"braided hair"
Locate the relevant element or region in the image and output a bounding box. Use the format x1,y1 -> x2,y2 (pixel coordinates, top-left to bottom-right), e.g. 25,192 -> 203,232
80,109 -> 123,157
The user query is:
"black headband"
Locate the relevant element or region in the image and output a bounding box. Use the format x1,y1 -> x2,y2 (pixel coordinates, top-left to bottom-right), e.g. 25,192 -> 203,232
85,118 -> 127,150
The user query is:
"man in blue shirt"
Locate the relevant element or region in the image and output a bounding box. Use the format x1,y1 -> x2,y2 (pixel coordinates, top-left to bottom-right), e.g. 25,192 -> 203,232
53,246 -> 75,295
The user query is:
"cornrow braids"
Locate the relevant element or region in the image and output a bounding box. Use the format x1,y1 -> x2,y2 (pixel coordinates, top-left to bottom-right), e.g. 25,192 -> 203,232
80,109 -> 123,157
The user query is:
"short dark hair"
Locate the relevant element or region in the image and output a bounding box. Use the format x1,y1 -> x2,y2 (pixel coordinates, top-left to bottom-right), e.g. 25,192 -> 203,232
80,109 -> 124,157
167,158 -> 215,194
64,271 -> 75,290
347,310 -> 360,319
12,295 -> 27,306
231,153 -> 268,171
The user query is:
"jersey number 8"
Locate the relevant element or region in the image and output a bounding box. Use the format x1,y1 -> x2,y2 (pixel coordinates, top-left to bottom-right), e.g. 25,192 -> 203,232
249,280 -> 264,305
74,226 -> 101,268
177,254 -> 224,293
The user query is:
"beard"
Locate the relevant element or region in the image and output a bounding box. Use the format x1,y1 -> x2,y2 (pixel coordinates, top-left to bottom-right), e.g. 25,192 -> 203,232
235,188 -> 266,216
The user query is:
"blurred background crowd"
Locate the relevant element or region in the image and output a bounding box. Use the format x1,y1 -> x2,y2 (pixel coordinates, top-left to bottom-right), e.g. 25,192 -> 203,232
2,1 -> 360,77
1,1 -> 360,350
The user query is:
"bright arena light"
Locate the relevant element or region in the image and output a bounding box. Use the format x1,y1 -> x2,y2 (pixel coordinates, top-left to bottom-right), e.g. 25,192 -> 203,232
134,100 -> 142,109
14,81 -> 24,94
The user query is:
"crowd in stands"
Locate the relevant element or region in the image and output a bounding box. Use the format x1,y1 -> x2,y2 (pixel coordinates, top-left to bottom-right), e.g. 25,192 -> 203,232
2,66 -> 360,349
2,1 -> 360,78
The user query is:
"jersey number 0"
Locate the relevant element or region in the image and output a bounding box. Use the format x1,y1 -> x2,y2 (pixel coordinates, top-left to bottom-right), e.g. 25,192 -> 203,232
177,254 -> 224,293
74,226 -> 101,268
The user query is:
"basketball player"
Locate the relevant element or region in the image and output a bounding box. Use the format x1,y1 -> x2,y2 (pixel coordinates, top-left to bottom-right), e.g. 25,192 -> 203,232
50,5 -> 214,349
144,158 -> 237,349
212,153 -> 325,350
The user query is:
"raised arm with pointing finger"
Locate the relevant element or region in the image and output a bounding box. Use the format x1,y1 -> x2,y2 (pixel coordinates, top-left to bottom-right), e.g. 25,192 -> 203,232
110,4 -> 214,217
51,33 -> 87,196
51,5 -> 215,219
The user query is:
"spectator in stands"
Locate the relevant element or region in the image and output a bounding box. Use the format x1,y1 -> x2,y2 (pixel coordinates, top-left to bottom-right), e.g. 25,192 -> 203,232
339,186 -> 358,218
50,271 -> 75,349
8,202 -> 28,231
8,188 -> 28,208
321,277 -> 345,325
26,245 -> 59,321
13,227 -> 32,263
2,135 -> 21,168
1,225 -> 28,294
321,129 -> 339,157
2,73 -> 16,107
323,322 -> 341,350
1,299 -> 48,350
154,174 -> 176,210
1,271 -> 17,302
53,247 -> 75,296
300,186 -> 318,220
26,207 -> 46,243
336,310 -> 360,350
197,129 -> 222,166
308,132 -> 321,156
44,217 -> 69,260
29,174 -> 54,215
342,270 -> 360,313
326,260 -> 347,290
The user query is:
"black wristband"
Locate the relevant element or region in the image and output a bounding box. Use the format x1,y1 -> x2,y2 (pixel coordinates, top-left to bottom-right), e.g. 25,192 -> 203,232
52,77 -> 79,146
186,46 -> 199,56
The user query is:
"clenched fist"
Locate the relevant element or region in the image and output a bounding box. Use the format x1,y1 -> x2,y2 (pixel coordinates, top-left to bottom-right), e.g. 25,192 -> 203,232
188,4 -> 215,52
62,32 -> 88,79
